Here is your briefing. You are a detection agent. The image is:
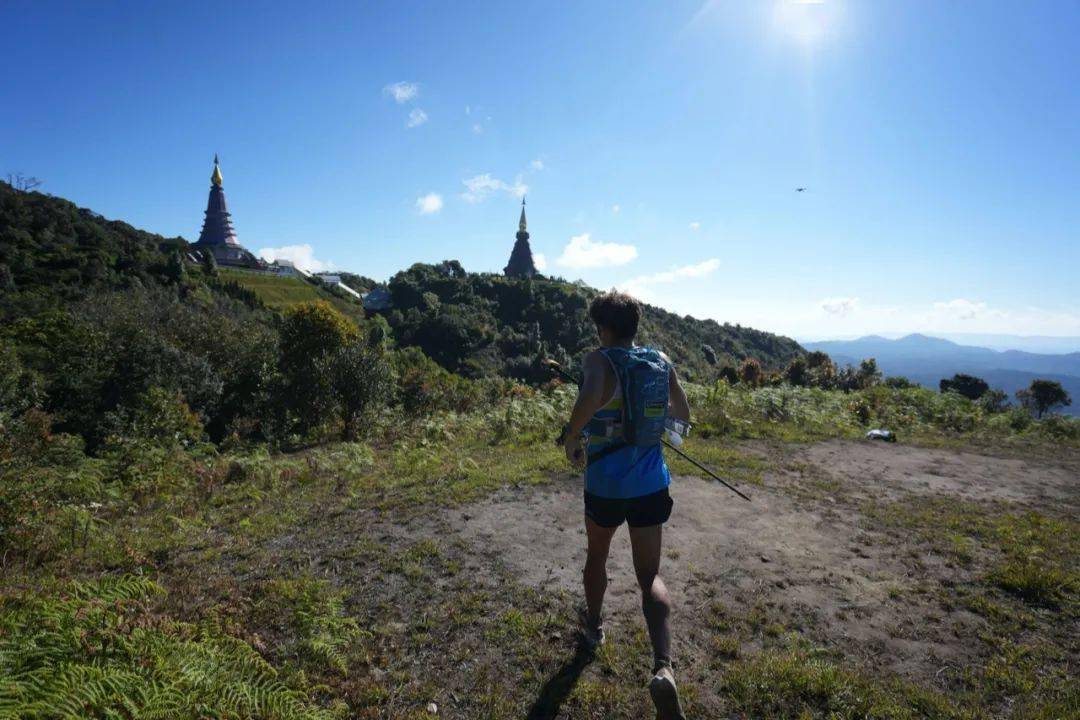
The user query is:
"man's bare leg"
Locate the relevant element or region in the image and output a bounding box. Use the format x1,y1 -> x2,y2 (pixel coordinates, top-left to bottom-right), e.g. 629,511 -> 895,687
629,523 -> 685,720
629,524 -> 671,665
584,517 -> 617,634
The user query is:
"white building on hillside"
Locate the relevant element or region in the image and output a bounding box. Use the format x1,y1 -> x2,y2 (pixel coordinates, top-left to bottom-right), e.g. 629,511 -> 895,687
314,273 -> 362,300
268,259 -> 310,277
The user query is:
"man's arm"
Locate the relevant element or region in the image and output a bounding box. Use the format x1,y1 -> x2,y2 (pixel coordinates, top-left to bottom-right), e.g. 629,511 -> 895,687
662,353 -> 691,423
564,351 -> 607,466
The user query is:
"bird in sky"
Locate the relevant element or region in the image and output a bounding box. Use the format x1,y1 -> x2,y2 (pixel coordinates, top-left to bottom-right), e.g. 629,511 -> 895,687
796,187 -> 807,192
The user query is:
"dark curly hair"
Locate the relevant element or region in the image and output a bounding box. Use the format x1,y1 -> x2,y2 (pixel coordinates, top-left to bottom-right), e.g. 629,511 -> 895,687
589,290 -> 641,341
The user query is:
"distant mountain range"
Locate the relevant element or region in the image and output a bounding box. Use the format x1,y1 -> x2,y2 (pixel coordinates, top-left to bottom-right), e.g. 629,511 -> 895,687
935,333 -> 1080,354
803,334 -> 1080,416
801,333 -> 1080,355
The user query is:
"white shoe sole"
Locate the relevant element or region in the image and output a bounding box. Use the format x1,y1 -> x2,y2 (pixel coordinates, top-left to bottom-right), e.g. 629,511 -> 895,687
648,673 -> 686,720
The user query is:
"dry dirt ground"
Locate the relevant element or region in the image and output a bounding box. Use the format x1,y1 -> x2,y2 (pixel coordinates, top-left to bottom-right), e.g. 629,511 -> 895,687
453,441 -> 1078,700
170,439 -> 1079,718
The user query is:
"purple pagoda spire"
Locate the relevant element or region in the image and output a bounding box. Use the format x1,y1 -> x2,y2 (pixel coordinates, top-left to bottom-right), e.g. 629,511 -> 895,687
503,197 -> 538,279
192,155 -> 261,268
197,155 -> 241,247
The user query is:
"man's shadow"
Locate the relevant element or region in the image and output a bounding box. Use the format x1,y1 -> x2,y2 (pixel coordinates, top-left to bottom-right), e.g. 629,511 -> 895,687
526,638 -> 596,720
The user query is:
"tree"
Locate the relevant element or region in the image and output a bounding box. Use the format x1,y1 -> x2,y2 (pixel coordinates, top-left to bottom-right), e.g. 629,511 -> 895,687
165,249 -> 186,284
939,373 -> 989,400
806,350 -> 836,389
1017,380 -> 1072,419
739,357 -> 762,387
4,172 -> 42,191
979,389 -> 1009,414
784,357 -> 810,387
279,301 -> 359,435
0,341 -> 41,415
718,365 -> 738,385
856,358 -> 882,389
328,339 -> 393,440
884,376 -> 916,389
202,250 -> 218,278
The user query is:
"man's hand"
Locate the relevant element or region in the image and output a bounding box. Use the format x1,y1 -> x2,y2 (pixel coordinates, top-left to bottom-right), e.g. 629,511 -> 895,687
564,433 -> 585,468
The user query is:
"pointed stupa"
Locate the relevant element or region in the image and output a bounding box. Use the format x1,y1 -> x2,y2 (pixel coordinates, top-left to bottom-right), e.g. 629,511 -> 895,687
504,197 -> 538,279
196,155 -> 240,248
192,155 -> 261,268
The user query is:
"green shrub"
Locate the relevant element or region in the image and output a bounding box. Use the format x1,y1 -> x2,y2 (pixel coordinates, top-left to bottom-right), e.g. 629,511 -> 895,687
253,577 -> 367,676
393,347 -> 485,415
104,386 -> 206,448
279,301 -> 359,437
1036,414 -> 1080,441
940,373 -> 990,400
326,339 -> 393,440
987,557 -> 1076,608
722,643 -> 966,719
0,410 -> 106,564
0,340 -> 41,415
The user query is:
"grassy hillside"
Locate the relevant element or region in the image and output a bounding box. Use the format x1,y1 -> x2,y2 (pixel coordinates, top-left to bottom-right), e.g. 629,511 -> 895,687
220,268 -> 365,322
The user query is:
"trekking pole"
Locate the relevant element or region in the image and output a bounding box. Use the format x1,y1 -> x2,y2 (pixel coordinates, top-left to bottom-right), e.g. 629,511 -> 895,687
542,359 -> 751,503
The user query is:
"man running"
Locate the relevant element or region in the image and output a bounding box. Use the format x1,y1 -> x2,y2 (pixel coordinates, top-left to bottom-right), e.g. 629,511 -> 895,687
562,290 -> 690,720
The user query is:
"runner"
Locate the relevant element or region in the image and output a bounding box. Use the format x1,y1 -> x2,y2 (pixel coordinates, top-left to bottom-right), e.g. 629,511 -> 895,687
562,290 -> 690,720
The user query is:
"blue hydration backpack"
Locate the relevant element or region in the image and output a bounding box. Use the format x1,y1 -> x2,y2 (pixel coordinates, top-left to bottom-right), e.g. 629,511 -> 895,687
601,346 -> 670,448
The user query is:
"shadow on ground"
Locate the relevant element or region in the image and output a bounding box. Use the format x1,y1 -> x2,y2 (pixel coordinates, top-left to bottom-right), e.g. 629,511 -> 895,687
527,638 -> 596,720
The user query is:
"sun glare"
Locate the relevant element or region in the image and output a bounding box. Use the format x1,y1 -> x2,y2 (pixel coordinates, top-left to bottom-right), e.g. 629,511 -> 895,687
773,0 -> 832,49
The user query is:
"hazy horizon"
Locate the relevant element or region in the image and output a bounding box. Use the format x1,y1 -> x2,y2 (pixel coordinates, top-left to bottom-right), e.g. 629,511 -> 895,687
795,332 -> 1080,355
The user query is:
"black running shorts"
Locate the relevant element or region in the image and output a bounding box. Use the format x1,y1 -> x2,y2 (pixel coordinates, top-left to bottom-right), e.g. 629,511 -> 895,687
584,487 -> 673,529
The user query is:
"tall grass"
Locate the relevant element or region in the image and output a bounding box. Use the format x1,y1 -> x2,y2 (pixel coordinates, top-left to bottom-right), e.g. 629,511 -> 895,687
688,381 -> 1080,446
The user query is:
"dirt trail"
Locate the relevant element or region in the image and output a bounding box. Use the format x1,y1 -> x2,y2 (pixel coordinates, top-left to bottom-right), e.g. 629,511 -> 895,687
796,439 -> 1079,507
168,438 -> 1078,717
451,439 -> 1078,682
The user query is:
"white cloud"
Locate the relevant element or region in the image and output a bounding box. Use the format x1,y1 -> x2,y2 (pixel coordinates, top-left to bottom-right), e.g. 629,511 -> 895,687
407,108 -> 428,128
622,259 -> 720,290
415,192 -> 443,215
530,158 -> 545,171
257,244 -> 335,273
611,204 -> 621,214
556,233 -> 638,269
820,297 -> 860,317
461,173 -> 528,203
533,253 -> 548,271
933,298 -> 988,321
689,221 -> 701,230
800,296 -> 1066,337
472,123 -> 484,135
383,81 -> 419,104
619,259 -> 720,304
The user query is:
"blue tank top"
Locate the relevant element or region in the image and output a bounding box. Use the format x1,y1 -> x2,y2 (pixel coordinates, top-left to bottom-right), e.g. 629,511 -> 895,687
583,351 -> 671,499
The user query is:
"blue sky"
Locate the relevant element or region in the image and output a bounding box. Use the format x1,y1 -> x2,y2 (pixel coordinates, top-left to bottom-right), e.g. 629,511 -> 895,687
3,0 -> 1078,339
